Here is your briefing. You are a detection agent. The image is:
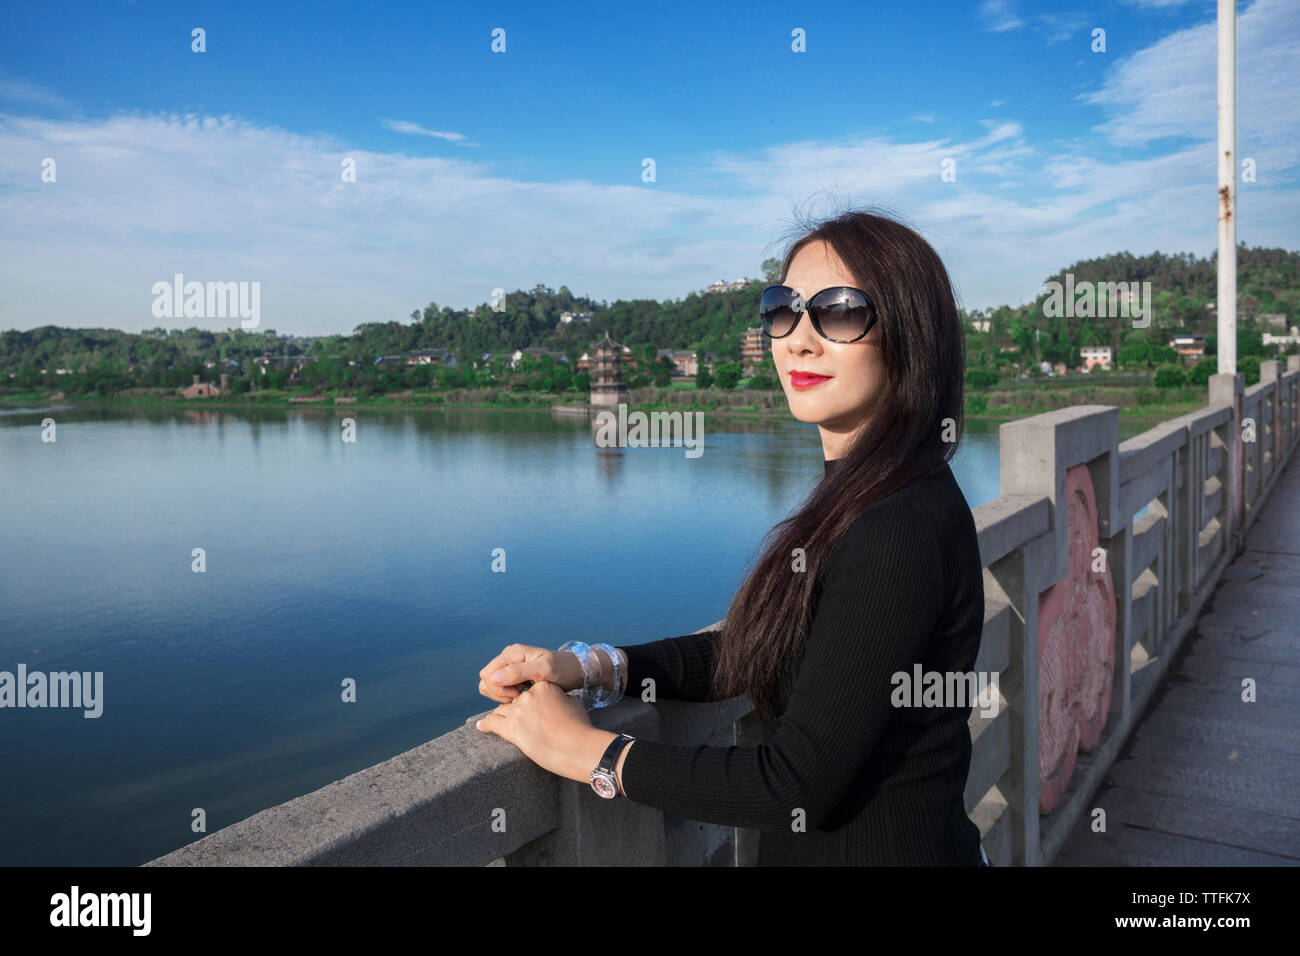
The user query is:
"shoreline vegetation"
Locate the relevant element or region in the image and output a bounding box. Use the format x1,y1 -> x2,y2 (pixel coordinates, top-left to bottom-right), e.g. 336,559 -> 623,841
5,246 -> 1295,428
0,381 -> 1209,423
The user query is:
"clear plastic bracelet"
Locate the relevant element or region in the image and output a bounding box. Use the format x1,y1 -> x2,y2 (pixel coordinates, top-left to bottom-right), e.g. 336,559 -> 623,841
557,641 -> 601,709
590,643 -> 623,708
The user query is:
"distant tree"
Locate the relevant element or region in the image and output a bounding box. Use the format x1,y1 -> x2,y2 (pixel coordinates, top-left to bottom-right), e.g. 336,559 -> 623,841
406,364 -> 435,388
748,369 -> 779,390
650,356 -> 674,388
539,363 -> 573,393
1117,340 -> 1152,368
1187,359 -> 1214,387
1205,327 -> 1266,360
761,257 -> 783,283
301,357 -> 346,389
1154,364 -> 1186,388
1239,328 -> 1265,357
1009,319 -> 1036,359
713,362 -> 742,389
1149,344 -> 1179,365
1042,341 -> 1071,366
435,365 -> 468,390
695,364 -> 713,390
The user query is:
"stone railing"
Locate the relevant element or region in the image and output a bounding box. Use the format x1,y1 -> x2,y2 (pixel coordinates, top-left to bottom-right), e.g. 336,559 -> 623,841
148,357 -> 1300,867
964,357 -> 1299,866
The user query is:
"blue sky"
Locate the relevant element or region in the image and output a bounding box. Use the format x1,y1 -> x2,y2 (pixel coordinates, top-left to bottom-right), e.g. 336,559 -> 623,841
1,0 -> 1297,335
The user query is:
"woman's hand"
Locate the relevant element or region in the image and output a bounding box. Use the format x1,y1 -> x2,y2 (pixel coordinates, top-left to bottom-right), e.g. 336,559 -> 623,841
478,644 -> 584,703
475,680 -> 606,783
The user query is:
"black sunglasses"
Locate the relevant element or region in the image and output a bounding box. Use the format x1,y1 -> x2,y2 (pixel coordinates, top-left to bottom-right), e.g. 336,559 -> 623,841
759,284 -> 878,343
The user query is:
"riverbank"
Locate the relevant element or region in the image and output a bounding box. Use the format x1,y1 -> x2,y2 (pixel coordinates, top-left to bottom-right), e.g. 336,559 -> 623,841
0,387 -> 1206,424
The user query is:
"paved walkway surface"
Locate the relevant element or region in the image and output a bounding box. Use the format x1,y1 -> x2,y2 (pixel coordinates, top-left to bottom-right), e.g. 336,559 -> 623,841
1054,455 -> 1300,865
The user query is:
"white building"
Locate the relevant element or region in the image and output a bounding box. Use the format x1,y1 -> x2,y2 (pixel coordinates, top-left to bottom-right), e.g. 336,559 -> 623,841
509,347 -> 568,369
1080,346 -> 1113,370
1263,329 -> 1300,347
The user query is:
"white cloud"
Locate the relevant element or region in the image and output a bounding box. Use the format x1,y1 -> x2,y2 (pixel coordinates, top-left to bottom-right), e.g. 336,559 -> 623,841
1037,13 -> 1092,45
979,2 -> 1094,44
0,76 -> 72,111
979,0 -> 1025,33
379,119 -> 478,147
0,110 -> 758,333
1119,0 -> 1198,9
1082,0 -> 1299,166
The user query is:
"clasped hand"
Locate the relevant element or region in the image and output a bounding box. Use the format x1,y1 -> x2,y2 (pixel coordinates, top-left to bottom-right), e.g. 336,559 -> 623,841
474,644 -> 598,782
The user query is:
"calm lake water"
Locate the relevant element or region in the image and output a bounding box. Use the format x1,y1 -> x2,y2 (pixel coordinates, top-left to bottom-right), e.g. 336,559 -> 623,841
0,402 -> 1155,865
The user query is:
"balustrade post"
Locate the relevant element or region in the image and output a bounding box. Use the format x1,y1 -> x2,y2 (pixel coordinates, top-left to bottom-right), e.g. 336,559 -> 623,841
998,406 -> 1121,864
1208,372 -> 1244,554
502,703 -> 666,866
1261,360 -> 1281,489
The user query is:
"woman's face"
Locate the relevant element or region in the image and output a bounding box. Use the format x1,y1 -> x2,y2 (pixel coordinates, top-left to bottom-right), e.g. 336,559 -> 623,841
770,239 -> 885,459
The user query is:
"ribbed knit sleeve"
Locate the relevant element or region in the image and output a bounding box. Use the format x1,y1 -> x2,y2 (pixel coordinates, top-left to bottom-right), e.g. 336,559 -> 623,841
617,628 -> 722,703
617,494 -> 946,833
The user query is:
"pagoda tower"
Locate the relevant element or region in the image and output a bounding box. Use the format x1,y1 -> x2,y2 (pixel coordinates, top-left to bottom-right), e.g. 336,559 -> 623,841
589,330 -> 629,406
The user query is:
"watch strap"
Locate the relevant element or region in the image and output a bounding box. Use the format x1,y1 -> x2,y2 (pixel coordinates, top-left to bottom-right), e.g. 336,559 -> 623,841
597,733 -> 635,774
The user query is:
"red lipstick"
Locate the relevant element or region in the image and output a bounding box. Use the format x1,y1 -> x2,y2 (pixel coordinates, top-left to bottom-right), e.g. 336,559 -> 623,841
789,370 -> 833,390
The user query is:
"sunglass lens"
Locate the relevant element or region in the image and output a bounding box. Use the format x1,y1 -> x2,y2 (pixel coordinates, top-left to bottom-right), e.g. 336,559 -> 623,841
759,288 -> 799,337
815,292 -> 874,341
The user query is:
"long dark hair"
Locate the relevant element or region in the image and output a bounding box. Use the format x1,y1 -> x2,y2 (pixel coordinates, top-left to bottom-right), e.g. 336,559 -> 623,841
709,207 -> 967,727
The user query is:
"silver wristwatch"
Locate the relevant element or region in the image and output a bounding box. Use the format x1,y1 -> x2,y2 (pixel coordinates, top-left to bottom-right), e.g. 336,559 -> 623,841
590,733 -> 635,798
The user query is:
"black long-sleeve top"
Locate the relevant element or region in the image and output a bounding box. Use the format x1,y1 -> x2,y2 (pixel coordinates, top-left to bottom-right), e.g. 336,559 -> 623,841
616,457 -> 986,865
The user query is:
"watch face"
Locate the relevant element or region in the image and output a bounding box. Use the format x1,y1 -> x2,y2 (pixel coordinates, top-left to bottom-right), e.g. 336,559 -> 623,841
591,773 -> 617,799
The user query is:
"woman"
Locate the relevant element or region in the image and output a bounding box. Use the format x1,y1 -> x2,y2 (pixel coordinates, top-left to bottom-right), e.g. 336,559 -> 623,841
476,208 -> 987,865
